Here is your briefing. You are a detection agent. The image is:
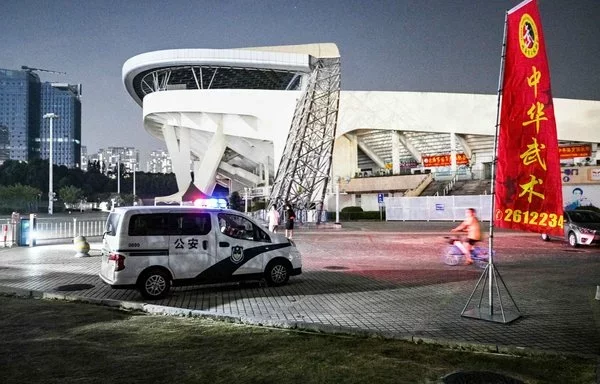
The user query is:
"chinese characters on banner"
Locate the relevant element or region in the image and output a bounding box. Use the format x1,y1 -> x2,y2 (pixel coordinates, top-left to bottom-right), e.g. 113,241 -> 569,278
422,153 -> 469,167
494,0 -> 563,235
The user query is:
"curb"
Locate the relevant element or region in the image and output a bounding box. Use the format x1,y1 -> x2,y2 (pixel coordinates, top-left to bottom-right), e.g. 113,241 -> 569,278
1,285 -> 597,361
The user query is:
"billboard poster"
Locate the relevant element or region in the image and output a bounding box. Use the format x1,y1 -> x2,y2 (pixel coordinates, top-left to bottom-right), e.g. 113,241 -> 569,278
563,185 -> 600,211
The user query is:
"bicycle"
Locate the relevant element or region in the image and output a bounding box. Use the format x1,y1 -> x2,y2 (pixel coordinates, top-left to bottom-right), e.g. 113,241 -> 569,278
442,236 -> 491,268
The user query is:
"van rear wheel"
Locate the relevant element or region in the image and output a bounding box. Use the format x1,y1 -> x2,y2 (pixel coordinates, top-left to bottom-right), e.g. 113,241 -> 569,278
139,269 -> 171,300
265,260 -> 290,287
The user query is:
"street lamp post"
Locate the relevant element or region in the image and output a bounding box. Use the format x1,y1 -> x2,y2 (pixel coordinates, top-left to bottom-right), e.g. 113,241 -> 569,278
244,188 -> 249,213
133,160 -> 136,205
43,113 -> 58,215
335,182 -> 340,224
117,154 -> 121,195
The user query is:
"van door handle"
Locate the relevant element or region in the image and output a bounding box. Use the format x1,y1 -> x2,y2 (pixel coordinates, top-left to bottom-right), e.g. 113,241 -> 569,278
202,240 -> 208,250
219,241 -> 229,248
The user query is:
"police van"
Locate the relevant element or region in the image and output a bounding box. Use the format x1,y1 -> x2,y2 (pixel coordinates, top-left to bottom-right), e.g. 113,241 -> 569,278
99,206 -> 302,299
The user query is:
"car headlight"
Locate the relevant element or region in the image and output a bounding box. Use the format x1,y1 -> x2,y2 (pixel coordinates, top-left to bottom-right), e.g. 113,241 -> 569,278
573,225 -> 596,235
578,226 -> 596,235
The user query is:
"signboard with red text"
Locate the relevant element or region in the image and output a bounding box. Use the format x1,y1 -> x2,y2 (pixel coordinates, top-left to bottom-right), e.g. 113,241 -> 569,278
558,144 -> 591,159
422,153 -> 469,167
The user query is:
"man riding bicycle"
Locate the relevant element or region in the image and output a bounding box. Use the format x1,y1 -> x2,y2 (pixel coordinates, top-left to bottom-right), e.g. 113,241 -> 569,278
450,207 -> 481,265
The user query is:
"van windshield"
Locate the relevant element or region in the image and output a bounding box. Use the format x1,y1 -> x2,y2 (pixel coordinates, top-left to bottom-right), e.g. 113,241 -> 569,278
105,213 -> 121,236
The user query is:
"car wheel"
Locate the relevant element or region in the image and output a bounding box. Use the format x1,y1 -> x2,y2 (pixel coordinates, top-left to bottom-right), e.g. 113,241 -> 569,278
541,233 -> 550,241
138,268 -> 171,300
568,232 -> 579,248
265,259 -> 290,287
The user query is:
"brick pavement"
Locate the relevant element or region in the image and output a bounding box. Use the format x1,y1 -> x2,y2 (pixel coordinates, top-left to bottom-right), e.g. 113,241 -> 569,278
0,221 -> 599,357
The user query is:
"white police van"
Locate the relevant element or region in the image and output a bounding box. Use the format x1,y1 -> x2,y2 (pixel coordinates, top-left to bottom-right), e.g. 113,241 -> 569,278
99,206 -> 302,299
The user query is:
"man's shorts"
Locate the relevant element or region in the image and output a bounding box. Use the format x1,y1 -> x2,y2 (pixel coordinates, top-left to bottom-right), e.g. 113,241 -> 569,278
467,238 -> 480,246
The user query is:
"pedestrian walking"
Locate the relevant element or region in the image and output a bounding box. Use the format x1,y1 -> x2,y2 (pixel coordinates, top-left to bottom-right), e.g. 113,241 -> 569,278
284,203 -> 295,239
268,206 -> 280,233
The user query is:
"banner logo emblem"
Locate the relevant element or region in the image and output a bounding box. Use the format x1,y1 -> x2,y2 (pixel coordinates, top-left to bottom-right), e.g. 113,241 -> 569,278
519,13 -> 539,58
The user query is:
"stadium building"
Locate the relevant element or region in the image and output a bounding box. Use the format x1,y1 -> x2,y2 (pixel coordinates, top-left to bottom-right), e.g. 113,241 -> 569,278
122,43 -> 600,211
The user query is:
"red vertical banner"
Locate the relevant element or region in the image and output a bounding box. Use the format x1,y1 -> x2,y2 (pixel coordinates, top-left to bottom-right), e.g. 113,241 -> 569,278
494,0 -> 563,235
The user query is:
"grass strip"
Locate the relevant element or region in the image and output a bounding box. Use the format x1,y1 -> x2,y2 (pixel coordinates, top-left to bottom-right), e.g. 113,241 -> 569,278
0,295 -> 596,384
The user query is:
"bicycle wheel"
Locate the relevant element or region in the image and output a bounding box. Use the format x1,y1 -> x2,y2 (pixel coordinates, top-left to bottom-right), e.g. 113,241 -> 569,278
443,245 -> 464,266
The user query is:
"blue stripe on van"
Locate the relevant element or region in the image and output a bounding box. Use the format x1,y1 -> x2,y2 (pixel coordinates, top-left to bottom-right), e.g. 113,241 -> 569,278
196,242 -> 291,281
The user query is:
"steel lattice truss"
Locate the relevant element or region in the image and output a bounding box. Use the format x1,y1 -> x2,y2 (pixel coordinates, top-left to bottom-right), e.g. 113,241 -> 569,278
269,58 -> 341,223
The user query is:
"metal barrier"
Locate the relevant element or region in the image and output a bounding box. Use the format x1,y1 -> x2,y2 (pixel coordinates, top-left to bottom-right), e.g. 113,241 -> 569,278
1,215 -> 107,247
34,218 -> 106,241
1,219 -> 18,247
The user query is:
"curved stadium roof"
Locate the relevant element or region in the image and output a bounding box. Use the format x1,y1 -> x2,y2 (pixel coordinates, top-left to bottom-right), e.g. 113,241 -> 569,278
122,48 -> 314,105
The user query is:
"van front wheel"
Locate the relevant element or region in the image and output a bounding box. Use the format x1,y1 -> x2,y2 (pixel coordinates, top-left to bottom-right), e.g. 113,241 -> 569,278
139,269 -> 171,300
265,260 -> 290,287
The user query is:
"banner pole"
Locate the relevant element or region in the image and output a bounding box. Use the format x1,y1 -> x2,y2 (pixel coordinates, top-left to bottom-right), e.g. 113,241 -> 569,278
487,10 -> 509,315
461,9 -> 520,323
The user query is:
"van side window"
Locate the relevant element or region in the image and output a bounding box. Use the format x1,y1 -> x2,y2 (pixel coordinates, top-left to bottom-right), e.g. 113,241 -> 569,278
129,213 -> 172,236
105,213 -> 120,236
177,213 -> 211,235
217,213 -> 270,242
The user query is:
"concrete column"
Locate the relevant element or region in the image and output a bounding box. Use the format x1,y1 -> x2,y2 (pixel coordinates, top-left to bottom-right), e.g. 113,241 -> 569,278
391,131 -> 401,175
264,161 -> 270,187
451,133 -> 457,173
163,124 -> 193,192
193,113 -> 226,195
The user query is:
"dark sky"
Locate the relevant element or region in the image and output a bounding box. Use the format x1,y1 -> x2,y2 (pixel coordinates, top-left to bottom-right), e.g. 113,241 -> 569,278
1,0 -> 598,164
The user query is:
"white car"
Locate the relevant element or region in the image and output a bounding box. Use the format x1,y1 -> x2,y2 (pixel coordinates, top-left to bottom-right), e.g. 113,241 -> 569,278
541,209 -> 600,247
99,206 -> 302,299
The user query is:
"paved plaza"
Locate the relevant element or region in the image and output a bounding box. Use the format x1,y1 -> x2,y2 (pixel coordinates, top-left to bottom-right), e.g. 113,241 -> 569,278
0,221 -> 598,357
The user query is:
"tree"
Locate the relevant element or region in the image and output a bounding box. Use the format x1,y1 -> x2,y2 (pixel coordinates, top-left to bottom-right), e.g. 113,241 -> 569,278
229,191 -> 243,211
0,184 -> 42,214
0,160 -> 179,206
87,160 -> 101,174
59,185 -> 84,209
0,160 -> 29,187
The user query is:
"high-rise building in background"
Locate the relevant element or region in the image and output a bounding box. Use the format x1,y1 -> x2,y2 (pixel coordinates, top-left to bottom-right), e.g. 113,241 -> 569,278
40,82 -> 82,168
147,149 -> 172,173
0,124 -> 9,162
80,145 -> 88,171
0,68 -> 41,162
96,147 -> 139,175
85,147 -> 169,174
0,67 -> 81,168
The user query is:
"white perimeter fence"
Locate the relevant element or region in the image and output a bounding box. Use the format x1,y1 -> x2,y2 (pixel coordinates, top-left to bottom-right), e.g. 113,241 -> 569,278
385,195 -> 492,221
1,216 -> 107,246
